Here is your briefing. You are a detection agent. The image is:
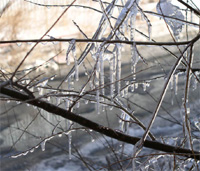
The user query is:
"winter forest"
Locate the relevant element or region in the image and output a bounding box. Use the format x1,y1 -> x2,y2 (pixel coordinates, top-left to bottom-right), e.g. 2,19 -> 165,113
0,0 -> 200,170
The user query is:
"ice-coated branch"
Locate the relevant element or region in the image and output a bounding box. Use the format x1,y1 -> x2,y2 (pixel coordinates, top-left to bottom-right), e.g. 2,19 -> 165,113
0,84 -> 200,160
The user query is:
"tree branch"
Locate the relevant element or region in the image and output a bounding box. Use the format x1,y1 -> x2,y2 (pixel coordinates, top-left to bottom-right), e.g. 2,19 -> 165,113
0,85 -> 199,160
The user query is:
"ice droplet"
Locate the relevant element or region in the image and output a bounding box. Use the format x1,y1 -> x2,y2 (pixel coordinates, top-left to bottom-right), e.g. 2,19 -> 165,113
30,149 -> 34,153
16,101 -> 21,104
41,140 -> 46,151
109,106 -> 113,110
41,41 -> 47,45
16,42 -> 22,47
27,42 -> 32,45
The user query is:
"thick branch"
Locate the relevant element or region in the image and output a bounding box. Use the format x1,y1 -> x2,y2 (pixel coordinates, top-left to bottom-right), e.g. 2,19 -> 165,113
0,86 -> 199,160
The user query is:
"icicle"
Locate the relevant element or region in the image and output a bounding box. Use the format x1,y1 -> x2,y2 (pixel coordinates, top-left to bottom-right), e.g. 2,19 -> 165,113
116,44 -> 122,95
72,41 -> 79,81
110,58 -> 114,101
11,154 -> 22,158
131,43 -> 139,80
30,149 -> 34,153
16,101 -> 21,104
65,99 -> 69,110
124,87 -> 128,97
130,5 -> 137,41
148,23 -> 152,40
110,52 -> 116,102
96,89 -> 100,114
131,84 -> 135,92
143,82 -> 147,91
56,97 -> 61,105
76,101 -> 80,108
120,110 -> 125,132
47,96 -> 51,101
89,80 -> 94,90
50,75 -> 56,81
170,76 -> 174,90
66,40 -> 75,65
135,83 -> 138,89
100,50 -> 104,97
68,131 -> 72,159
41,41 -> 47,45
22,151 -> 29,156
171,91 -> 174,105
41,140 -> 46,151
190,10 -> 193,22
109,106 -> 113,110
16,42 -> 22,47
121,89 -> 125,97
174,73 -> 179,95
95,51 -> 101,114
27,42 -> 32,45
84,100 -> 88,104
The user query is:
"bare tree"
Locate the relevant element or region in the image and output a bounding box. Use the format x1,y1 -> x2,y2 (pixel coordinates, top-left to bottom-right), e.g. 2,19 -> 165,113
0,0 -> 200,170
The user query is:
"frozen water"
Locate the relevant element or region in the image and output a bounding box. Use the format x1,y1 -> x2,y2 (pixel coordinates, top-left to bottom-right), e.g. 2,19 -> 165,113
156,0 -> 184,38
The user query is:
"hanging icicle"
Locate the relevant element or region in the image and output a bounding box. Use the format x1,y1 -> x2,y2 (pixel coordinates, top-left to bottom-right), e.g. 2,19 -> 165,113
67,120 -> 72,159
68,132 -> 72,159
40,140 -> 47,152
66,40 -> 76,66
131,43 -> 139,80
110,54 -> 115,102
95,51 -> 101,114
116,44 -> 122,95
148,23 -> 152,40
71,41 -> 79,81
99,50 -> 104,97
174,73 -> 179,95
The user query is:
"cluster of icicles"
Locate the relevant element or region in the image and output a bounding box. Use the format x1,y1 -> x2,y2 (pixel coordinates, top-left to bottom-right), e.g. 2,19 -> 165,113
10,0 -> 200,167
11,128 -> 81,160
